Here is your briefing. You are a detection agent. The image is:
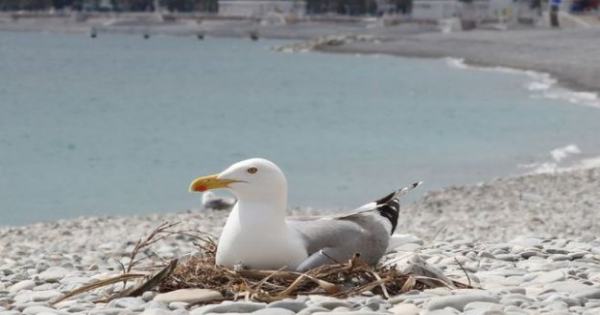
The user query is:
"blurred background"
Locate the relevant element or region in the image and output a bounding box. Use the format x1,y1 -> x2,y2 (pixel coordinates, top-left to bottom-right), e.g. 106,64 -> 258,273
1,0 -> 599,226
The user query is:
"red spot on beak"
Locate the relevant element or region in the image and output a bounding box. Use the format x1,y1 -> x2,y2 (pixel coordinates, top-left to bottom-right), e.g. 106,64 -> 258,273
197,185 -> 208,192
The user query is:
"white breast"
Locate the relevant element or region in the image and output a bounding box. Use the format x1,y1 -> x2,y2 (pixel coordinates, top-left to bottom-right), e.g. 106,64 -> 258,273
215,206 -> 308,270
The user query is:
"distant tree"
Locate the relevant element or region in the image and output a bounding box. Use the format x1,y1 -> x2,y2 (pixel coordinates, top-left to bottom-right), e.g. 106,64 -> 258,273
306,0 -> 378,15
20,0 -> 51,9
115,0 -> 152,11
197,0 -> 217,12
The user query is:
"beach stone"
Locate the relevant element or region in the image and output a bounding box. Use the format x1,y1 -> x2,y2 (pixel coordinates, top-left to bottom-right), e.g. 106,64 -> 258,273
112,297 -> 145,311
316,300 -> 355,310
534,270 -> 565,283
143,291 -> 158,302
190,302 -> 266,314
464,302 -> 502,311
145,301 -> 170,310
38,267 -> 69,282
21,305 -> 60,315
267,300 -> 308,312
142,309 -> 174,315
463,311 -> 504,315
252,307 -> 295,315
8,279 -> 35,293
423,308 -> 460,315
296,306 -> 329,315
87,307 -> 122,315
584,308 -> 600,315
169,302 -> 189,310
154,289 -> 223,305
388,303 -> 420,315
427,294 -> 499,311
545,280 -> 592,293
312,312 -> 389,315
389,234 -> 424,249
28,290 -> 61,302
574,288 -> 600,300
398,255 -> 452,285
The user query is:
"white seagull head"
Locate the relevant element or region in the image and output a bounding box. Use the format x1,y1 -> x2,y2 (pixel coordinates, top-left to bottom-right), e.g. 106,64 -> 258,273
189,158 -> 288,202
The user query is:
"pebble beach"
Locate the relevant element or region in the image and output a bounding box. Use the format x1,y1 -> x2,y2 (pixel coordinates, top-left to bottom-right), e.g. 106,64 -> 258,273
1,167 -> 599,315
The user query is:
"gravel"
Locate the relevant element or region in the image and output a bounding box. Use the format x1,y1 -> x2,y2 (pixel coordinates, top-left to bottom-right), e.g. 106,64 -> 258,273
1,167 -> 599,314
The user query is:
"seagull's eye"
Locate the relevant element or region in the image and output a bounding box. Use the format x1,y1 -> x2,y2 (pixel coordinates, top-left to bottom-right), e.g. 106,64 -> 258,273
247,167 -> 258,174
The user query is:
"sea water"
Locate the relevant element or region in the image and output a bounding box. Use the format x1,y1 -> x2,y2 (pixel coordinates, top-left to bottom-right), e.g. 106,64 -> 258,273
1,31 -> 600,226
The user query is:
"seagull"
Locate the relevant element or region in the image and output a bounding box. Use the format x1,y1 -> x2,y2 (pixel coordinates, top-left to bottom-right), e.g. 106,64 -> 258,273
189,158 -> 421,271
201,191 -> 237,210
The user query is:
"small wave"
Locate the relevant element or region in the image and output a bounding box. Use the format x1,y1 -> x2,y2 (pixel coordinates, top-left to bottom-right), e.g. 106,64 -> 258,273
444,58 -> 600,109
519,144 -> 599,174
550,144 -> 581,162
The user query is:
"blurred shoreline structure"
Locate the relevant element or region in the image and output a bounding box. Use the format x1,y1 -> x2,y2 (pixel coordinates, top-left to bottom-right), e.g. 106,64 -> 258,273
0,0 -> 597,34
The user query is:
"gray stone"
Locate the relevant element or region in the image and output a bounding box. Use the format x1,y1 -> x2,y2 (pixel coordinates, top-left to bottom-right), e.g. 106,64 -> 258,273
143,291 -> 157,302
427,294 -> 499,311
154,289 -> 223,305
388,234 -> 424,249
534,270 -> 565,283
8,280 -> 36,293
111,297 -> 145,311
267,300 -> 308,312
584,307 -> 600,315
316,300 -> 355,310
14,290 -> 61,304
296,306 -> 329,315
38,267 -> 69,282
169,302 -> 189,310
141,309 -> 175,315
21,305 -> 61,315
190,302 -> 266,314
463,302 -> 503,312
423,308 -> 460,315
252,308 -> 295,315
388,303 -> 420,315
575,288 -> 600,300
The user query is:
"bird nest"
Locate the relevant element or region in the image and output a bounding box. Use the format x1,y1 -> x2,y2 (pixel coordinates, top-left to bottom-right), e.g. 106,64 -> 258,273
53,222 -> 469,306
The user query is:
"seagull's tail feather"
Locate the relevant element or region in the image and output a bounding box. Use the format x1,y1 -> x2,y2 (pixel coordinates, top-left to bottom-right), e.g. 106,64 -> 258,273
374,181 -> 422,234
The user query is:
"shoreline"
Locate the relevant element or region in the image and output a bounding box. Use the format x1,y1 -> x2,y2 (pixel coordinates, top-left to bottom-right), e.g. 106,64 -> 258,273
2,14 -> 599,96
316,27 -> 600,94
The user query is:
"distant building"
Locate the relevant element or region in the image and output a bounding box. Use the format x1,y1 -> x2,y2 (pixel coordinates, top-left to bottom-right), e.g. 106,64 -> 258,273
410,0 -> 538,23
218,0 -> 306,17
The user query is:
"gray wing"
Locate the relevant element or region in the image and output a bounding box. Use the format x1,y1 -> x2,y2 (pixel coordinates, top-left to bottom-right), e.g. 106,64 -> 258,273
288,182 -> 422,271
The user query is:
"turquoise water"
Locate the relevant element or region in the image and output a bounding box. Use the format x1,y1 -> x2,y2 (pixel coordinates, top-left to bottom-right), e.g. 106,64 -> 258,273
1,31 -> 600,226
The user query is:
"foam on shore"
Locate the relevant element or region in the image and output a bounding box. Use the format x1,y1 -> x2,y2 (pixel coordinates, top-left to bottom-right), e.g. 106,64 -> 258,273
518,143 -> 600,174
445,57 -> 600,109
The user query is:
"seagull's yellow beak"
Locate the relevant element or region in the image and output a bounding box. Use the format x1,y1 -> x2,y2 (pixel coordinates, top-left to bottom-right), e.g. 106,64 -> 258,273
189,174 -> 238,192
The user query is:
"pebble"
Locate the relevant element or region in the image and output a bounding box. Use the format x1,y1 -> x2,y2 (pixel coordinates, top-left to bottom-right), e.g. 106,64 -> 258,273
21,305 -> 61,315
388,303 -> 420,315
38,267 -> 69,282
252,308 -> 296,315
141,309 -> 175,315
154,289 -> 223,304
8,280 -> 36,293
267,300 -> 309,312
427,294 -> 500,311
190,302 -> 266,314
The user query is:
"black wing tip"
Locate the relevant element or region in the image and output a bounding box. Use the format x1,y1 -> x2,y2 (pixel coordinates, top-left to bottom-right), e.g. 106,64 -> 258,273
376,181 -> 422,234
